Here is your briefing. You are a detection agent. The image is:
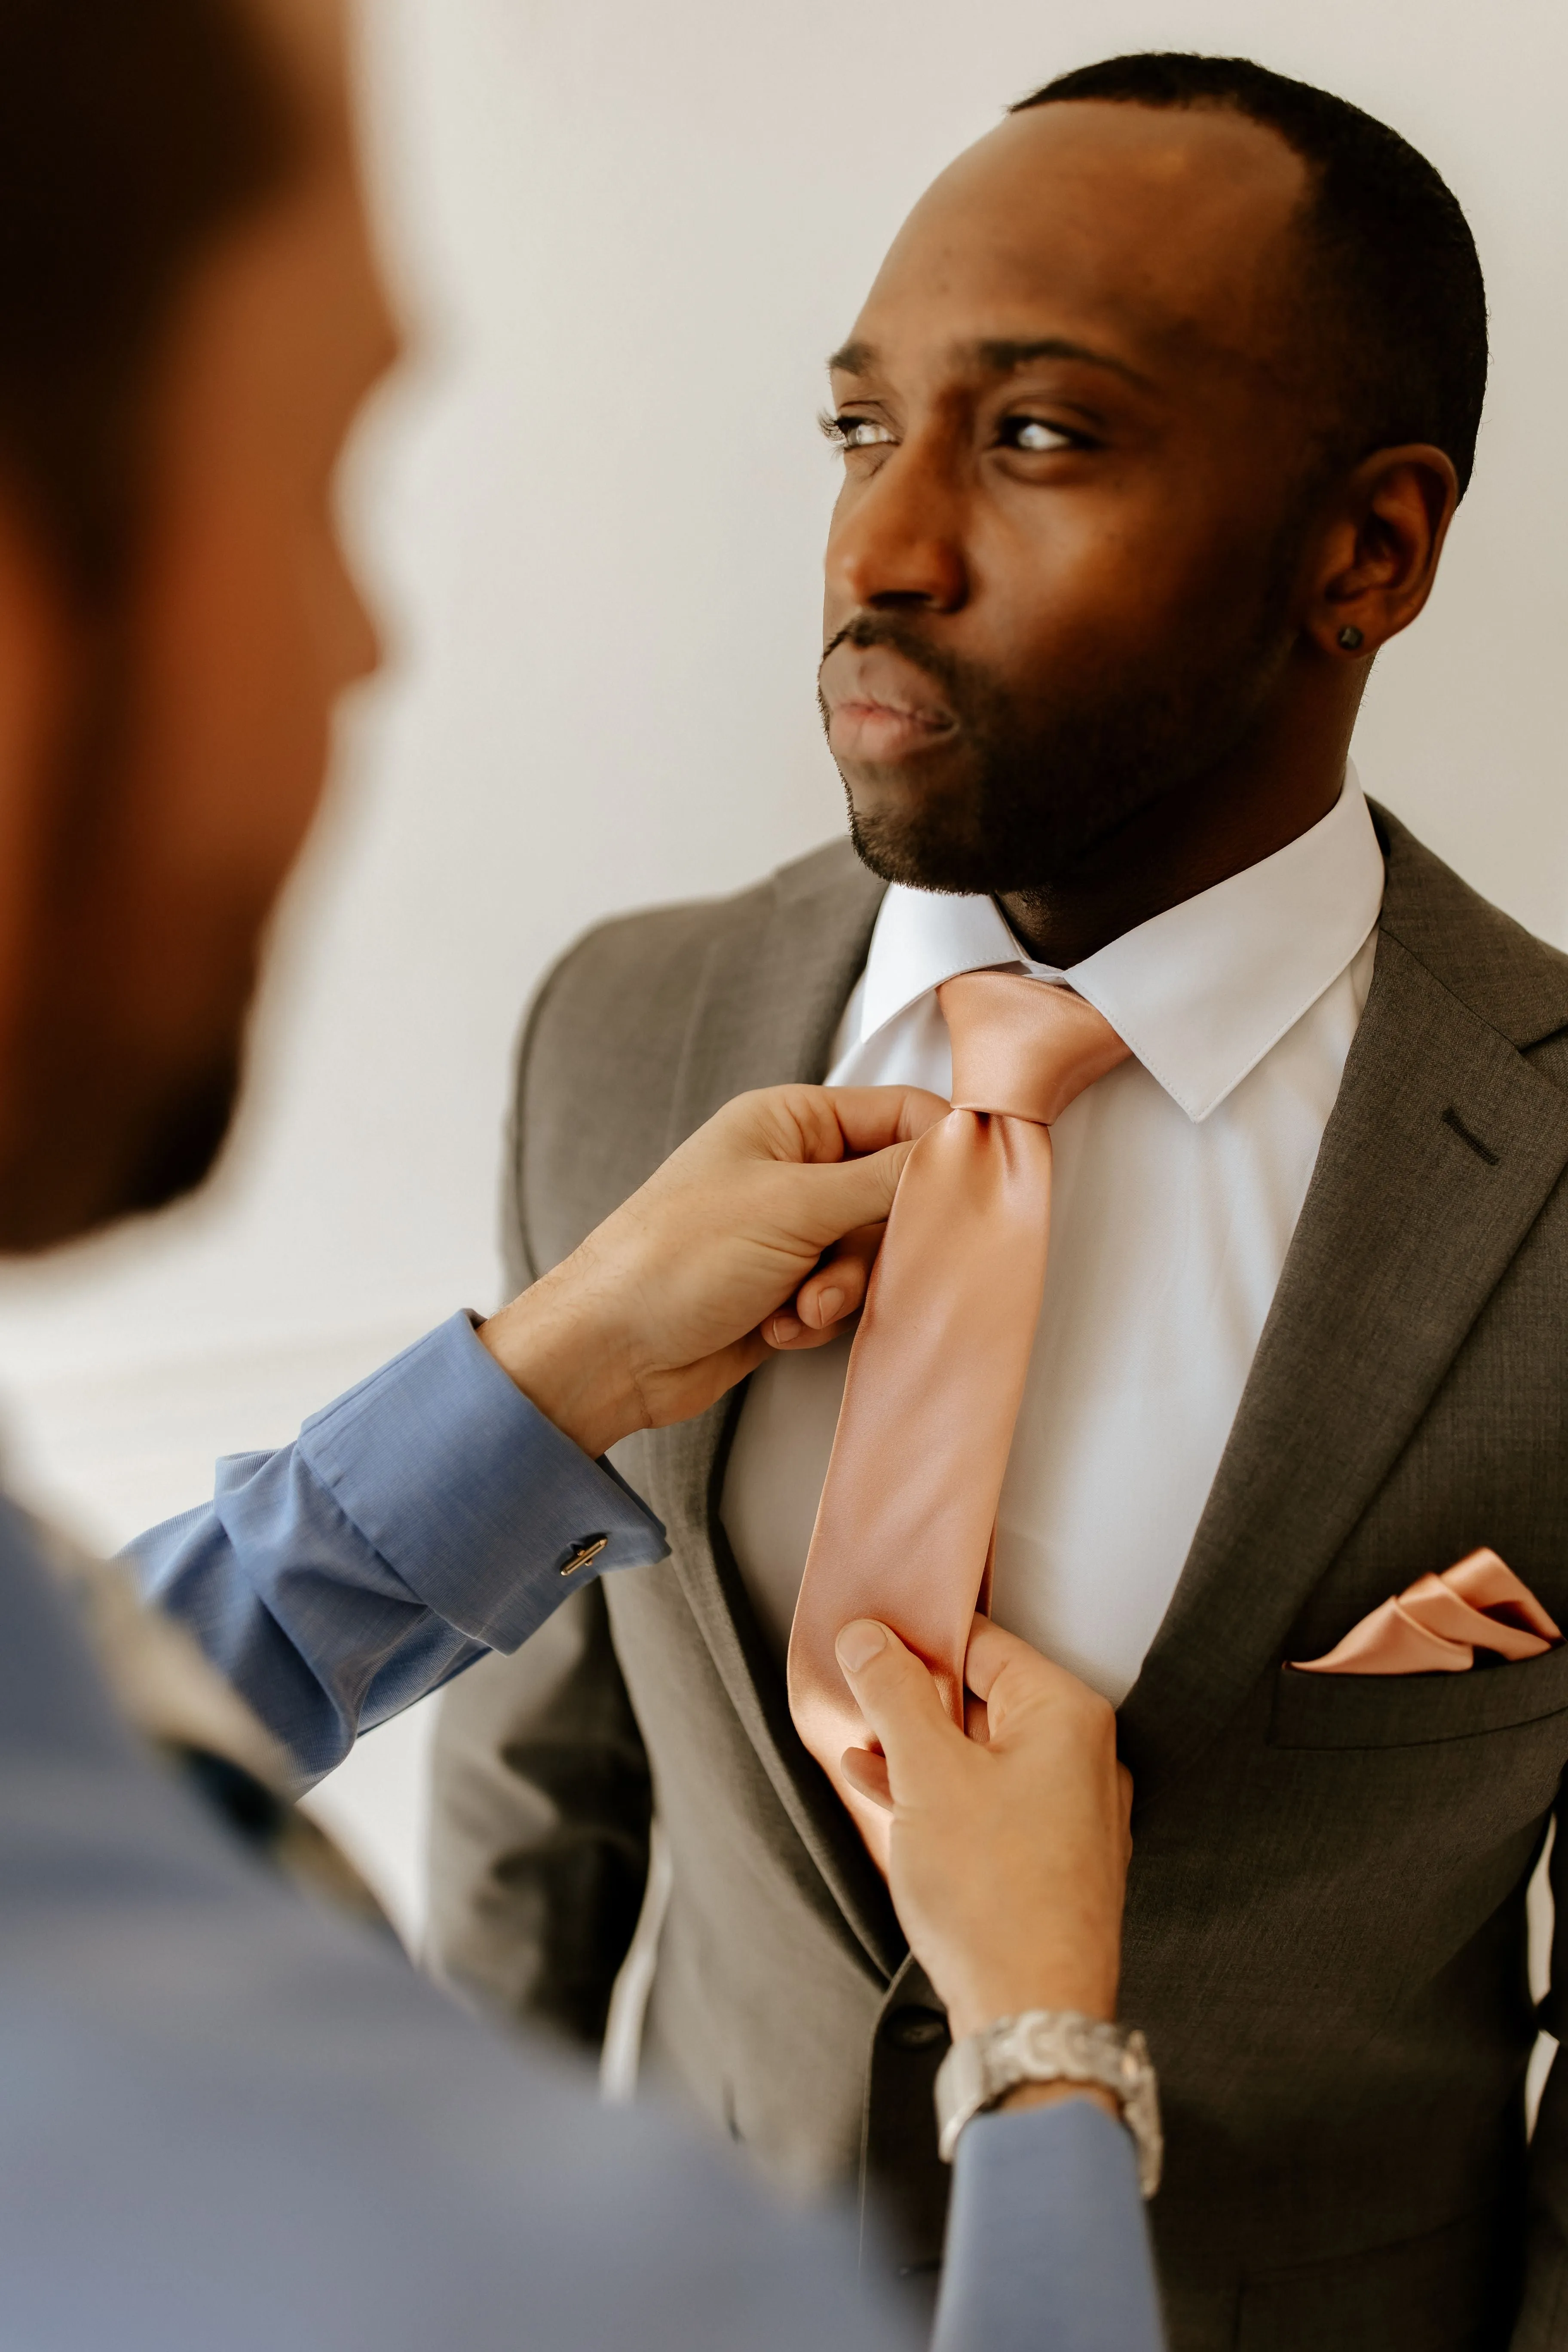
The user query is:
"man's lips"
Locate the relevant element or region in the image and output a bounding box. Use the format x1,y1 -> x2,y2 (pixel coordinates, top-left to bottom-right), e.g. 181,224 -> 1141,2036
820,641 -> 956,765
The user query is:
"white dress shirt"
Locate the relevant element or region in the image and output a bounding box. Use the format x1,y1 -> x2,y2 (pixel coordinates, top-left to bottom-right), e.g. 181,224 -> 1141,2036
722,773 -> 1386,1705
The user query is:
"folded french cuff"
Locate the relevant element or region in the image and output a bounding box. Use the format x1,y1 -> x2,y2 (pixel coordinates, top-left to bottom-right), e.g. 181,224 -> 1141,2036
295,1310 -> 668,1652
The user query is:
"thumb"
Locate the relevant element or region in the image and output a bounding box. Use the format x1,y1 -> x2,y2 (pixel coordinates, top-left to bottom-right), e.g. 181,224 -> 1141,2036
835,1619 -> 960,1803
797,1139 -> 916,1251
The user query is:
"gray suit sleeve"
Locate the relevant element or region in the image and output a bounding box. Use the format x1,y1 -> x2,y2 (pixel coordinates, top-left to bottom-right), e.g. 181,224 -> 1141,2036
1514,1815 -> 1568,2348
426,962 -> 655,2044
427,1580 -> 652,2043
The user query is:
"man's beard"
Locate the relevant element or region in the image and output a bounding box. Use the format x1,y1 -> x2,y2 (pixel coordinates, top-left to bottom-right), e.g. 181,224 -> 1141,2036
0,978 -> 248,1253
825,594 -> 1297,901
0,631 -> 250,1253
112,1049 -> 244,1219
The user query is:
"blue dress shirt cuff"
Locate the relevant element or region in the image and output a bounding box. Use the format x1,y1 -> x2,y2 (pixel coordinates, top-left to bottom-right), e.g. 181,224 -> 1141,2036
293,1310 -> 668,1650
129,1312 -> 670,1780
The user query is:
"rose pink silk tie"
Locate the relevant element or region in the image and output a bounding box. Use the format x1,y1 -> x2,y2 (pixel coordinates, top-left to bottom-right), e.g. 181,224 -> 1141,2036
787,969 -> 1130,1870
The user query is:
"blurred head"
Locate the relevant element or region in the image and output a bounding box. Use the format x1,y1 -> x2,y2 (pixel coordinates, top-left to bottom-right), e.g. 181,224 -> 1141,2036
818,54 -> 1485,901
0,0 -> 395,1249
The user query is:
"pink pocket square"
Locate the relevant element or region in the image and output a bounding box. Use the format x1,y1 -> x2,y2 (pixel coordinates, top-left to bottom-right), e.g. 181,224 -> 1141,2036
1292,1548 -> 1562,1675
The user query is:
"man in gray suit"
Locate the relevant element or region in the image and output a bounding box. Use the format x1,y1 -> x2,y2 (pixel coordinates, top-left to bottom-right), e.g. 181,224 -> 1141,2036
433,53 -> 1567,2352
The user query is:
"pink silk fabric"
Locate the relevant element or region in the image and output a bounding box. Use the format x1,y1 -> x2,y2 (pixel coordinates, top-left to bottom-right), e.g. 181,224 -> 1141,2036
1292,1547 -> 1562,1675
787,971 -> 1129,1868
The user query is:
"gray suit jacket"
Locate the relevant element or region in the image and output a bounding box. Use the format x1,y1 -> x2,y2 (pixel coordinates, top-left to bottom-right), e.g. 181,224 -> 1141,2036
431,809 -> 1568,2352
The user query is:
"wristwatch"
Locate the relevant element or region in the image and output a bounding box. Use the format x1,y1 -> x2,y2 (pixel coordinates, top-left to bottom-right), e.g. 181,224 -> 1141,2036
933,2008 -> 1163,2196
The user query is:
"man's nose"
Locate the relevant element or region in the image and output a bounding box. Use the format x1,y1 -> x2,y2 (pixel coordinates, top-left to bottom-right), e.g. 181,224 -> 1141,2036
825,447 -> 968,613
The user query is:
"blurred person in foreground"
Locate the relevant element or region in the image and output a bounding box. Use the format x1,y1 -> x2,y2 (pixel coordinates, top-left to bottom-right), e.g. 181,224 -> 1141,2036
0,0 -> 1165,2346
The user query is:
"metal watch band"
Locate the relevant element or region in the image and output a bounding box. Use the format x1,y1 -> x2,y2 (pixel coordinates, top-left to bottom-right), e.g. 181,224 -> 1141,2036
933,2008 -> 1163,2196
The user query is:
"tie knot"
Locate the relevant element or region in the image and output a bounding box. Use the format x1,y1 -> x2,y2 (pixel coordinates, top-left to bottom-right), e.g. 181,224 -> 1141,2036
938,969 -> 1129,1125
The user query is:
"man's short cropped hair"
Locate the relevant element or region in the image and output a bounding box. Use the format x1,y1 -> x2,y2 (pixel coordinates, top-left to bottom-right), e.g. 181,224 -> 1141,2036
0,0 -> 298,604
1014,53 -> 1488,497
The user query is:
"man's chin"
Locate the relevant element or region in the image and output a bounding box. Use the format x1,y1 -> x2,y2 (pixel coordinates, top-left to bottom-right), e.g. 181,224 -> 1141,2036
0,1049 -> 242,1253
846,784 -> 1015,899
113,1055 -> 242,1220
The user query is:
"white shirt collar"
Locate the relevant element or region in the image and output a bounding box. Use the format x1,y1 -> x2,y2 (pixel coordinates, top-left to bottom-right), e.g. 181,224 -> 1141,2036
847,766 -> 1385,1122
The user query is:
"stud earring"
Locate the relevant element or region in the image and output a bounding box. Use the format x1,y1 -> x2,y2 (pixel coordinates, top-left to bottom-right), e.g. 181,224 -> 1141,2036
1337,625 -> 1364,651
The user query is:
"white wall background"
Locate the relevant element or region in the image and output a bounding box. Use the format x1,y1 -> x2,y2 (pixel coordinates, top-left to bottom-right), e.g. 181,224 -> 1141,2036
0,0 -> 1566,1946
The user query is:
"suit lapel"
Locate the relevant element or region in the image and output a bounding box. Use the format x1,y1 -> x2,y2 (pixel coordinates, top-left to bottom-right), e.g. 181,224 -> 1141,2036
1121,865 -> 1568,1782
660,845 -> 887,1148
652,846 -> 902,1970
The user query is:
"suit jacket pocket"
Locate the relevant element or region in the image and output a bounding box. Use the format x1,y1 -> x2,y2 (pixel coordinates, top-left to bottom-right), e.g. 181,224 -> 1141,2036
1237,2202 -> 1517,2352
1270,1638 -> 1568,1750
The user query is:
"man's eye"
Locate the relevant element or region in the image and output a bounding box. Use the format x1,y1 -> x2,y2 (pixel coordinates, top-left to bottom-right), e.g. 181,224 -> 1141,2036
819,411 -> 895,451
1000,416 -> 1077,453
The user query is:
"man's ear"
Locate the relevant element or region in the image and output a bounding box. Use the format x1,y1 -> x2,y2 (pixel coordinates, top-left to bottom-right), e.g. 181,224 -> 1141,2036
1306,443 -> 1458,661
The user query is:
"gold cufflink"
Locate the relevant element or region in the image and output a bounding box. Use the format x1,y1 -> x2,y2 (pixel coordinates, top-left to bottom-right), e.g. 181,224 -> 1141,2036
560,1535 -> 609,1577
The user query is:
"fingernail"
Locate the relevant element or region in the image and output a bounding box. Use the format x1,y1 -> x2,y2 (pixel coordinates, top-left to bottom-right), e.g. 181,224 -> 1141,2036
836,1619 -> 887,1672
815,1286 -> 845,1324
767,1312 -> 802,1345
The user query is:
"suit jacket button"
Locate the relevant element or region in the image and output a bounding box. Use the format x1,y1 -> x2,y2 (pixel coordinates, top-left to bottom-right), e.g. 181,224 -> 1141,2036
885,2004 -> 949,2052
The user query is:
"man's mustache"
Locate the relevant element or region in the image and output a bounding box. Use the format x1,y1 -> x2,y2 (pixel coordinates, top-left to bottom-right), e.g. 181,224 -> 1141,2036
818,613 -> 979,710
